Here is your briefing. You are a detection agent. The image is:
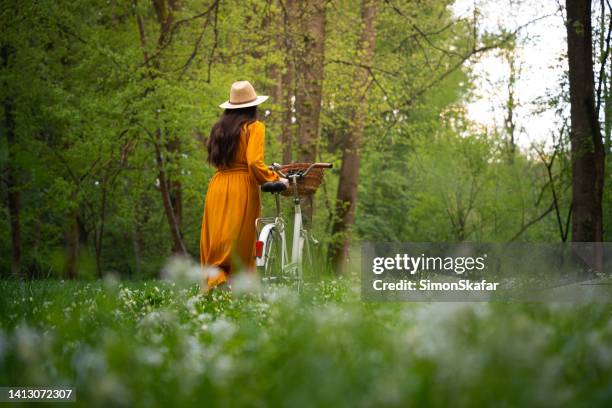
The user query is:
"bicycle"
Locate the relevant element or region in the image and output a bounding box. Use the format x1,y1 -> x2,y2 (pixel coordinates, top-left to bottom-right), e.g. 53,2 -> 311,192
255,162 -> 333,289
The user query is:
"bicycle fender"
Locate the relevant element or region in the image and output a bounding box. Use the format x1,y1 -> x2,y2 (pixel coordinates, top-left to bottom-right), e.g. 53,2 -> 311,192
255,223 -> 276,267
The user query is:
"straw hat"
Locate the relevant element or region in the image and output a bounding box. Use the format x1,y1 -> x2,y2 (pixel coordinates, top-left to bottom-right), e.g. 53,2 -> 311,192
219,81 -> 269,109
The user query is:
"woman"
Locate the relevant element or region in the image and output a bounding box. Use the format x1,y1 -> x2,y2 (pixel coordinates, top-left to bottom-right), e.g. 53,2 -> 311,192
200,81 -> 286,290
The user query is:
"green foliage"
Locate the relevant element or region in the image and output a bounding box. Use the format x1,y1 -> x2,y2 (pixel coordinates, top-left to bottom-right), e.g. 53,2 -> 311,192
0,0 -> 282,277
0,0 -> 607,279
0,280 -> 611,407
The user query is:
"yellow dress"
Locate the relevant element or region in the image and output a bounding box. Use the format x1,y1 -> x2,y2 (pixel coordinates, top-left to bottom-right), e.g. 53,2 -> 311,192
200,120 -> 279,289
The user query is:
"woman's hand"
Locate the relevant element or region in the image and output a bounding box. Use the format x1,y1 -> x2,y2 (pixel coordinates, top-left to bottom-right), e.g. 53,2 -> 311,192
279,177 -> 290,188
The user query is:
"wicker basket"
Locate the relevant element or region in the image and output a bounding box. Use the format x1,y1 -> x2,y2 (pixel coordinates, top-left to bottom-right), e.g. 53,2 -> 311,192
280,163 -> 325,197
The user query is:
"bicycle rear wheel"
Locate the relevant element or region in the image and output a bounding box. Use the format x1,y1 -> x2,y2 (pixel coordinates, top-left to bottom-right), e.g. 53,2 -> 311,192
259,227 -> 282,283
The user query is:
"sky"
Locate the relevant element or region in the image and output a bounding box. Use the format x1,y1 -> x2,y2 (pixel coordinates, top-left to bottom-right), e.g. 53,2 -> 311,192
452,0 -> 568,149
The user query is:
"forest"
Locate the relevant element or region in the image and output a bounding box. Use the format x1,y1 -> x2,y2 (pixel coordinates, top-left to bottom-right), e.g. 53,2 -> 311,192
2,2 -> 612,406
1,0 -> 610,279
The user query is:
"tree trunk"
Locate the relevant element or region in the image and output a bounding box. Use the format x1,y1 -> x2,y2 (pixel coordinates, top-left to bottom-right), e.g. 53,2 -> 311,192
170,178 -> 182,228
153,0 -> 185,253
152,0 -> 178,47
2,44 -> 21,278
295,0 -> 325,162
606,70 -> 612,150
132,197 -> 148,278
329,0 -> 378,272
64,210 -> 79,279
134,0 -> 187,254
281,64 -> 294,164
155,132 -> 187,254
132,227 -> 144,278
166,137 -> 183,235
94,184 -> 108,277
565,0 -> 605,243
294,0 -> 326,224
281,0 -> 296,164
603,45 -> 612,151
504,49 -> 518,163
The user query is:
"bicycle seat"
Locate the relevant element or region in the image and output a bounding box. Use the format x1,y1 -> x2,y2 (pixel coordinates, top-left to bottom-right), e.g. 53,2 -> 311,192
261,181 -> 287,193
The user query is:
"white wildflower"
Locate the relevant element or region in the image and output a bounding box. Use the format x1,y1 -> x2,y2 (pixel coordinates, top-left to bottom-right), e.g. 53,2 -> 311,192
15,324 -> 41,363
103,272 -> 120,290
161,255 -> 205,287
210,355 -> 234,384
209,318 -> 236,342
73,347 -> 107,381
587,330 -> 612,368
137,310 -> 175,330
186,296 -> 200,315
94,374 -> 130,406
231,273 -> 262,295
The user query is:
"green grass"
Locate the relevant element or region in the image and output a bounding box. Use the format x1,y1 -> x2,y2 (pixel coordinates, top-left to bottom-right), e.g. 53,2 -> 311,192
0,277 -> 611,407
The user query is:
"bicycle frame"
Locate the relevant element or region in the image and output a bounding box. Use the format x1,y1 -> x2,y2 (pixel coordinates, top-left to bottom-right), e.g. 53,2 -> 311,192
255,162 -> 332,281
255,173 -> 306,274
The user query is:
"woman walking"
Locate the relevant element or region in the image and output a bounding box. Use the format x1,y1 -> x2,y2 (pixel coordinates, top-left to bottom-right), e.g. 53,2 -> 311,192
201,81 -> 286,290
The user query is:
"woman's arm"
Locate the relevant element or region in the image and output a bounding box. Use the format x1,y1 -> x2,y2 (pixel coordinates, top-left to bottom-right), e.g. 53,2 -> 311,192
246,121 -> 280,184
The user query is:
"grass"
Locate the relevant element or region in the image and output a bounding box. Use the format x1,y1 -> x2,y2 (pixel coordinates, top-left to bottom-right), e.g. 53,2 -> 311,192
0,272 -> 611,407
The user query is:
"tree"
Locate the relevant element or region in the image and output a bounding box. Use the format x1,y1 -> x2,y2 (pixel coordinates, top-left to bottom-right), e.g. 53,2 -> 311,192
2,0 -> 595,280
594,0 -> 612,241
281,0 -> 296,164
295,0 -> 326,162
1,44 -> 21,277
329,0 -> 378,272
502,44 -> 520,163
134,0 -> 187,254
565,0 -> 605,242
294,0 -> 326,224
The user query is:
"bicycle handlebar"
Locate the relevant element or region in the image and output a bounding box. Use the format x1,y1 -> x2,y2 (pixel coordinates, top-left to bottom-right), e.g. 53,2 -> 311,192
269,162 -> 333,179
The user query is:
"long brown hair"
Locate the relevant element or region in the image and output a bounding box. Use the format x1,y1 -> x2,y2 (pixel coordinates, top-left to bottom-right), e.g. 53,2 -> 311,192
207,106 -> 257,168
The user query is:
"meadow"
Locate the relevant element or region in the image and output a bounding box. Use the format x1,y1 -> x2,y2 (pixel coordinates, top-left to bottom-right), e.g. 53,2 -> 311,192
2,1 -> 611,405
1,260 -> 611,407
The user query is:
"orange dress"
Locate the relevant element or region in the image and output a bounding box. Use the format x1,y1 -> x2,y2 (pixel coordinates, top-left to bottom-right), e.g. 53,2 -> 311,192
200,120 -> 279,288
